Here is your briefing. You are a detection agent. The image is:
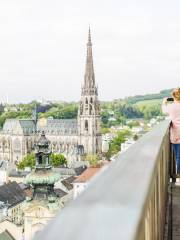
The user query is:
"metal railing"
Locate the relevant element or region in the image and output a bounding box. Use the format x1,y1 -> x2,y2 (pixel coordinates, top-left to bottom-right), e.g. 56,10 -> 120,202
34,120 -> 171,240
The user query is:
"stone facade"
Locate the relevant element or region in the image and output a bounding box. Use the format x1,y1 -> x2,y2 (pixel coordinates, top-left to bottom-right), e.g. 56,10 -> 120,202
24,204 -> 57,240
0,29 -> 102,166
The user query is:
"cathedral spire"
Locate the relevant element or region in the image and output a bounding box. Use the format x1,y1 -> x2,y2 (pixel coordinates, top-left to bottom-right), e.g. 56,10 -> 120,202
83,27 -> 96,94
88,26 -> 92,46
78,28 -> 102,155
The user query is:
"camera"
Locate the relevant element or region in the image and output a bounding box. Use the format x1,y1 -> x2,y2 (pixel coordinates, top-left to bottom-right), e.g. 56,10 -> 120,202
167,97 -> 174,102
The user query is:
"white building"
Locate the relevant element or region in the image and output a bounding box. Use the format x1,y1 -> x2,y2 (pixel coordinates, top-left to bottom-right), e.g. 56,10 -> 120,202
73,167 -> 102,199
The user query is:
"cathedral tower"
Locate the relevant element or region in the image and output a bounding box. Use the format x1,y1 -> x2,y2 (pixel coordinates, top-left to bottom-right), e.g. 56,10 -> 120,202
78,28 -> 102,155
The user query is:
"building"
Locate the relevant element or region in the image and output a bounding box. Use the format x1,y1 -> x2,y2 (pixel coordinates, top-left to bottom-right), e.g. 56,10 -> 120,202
0,28 -> 102,166
24,132 -> 62,240
73,167 -> 103,199
0,181 -> 25,225
78,28 -> 102,155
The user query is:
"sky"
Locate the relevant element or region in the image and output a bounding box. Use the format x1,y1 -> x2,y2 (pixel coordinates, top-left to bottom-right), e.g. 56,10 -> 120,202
0,0 -> 180,103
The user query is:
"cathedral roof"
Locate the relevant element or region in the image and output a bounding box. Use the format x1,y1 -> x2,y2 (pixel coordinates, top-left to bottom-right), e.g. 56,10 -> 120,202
3,119 -> 36,135
37,119 -> 78,136
2,118 -> 78,136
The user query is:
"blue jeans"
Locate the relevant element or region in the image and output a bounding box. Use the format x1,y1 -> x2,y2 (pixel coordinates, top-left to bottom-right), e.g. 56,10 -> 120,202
173,144 -> 180,174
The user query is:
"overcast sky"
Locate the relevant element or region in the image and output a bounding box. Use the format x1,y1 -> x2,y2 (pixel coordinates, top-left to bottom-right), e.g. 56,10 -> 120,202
0,0 -> 180,103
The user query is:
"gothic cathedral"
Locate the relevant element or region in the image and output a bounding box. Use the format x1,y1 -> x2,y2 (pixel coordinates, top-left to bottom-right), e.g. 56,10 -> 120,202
0,28 -> 102,165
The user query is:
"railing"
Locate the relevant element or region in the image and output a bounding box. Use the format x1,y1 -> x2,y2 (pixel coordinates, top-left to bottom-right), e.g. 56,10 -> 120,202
34,120 -> 171,240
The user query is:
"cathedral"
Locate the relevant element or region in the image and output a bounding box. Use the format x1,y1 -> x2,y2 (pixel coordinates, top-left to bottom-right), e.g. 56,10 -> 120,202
0,29 -> 102,165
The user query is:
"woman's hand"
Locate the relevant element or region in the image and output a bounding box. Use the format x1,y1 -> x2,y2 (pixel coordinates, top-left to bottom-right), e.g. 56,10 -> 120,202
162,97 -> 168,104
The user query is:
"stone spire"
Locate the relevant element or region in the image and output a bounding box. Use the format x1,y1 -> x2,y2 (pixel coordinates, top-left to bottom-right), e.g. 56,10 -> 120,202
83,27 -> 97,95
78,28 -> 102,155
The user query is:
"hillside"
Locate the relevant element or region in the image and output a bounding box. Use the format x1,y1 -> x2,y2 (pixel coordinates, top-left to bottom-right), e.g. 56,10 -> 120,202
124,89 -> 173,105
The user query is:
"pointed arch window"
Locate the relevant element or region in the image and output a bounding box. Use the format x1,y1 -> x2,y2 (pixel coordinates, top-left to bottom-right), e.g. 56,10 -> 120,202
85,120 -> 88,131
90,105 -> 93,115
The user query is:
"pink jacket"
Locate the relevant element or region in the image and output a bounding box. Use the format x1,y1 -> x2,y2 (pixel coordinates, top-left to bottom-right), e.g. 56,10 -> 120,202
162,103 -> 180,144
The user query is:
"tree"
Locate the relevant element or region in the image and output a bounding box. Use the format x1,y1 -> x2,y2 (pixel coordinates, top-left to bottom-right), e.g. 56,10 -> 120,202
17,153 -> 67,170
106,129 -> 131,159
101,127 -> 110,134
50,153 -> 67,167
17,153 -> 35,170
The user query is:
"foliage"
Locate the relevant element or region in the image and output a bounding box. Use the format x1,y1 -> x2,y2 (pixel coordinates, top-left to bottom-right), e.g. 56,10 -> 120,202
17,153 -> 67,170
0,110 -> 32,127
127,120 -> 140,128
50,153 -> 67,167
17,153 -> 35,170
114,104 -> 143,119
101,127 -> 110,134
85,154 -> 100,167
106,130 -> 131,159
39,103 -> 78,119
142,105 -> 161,120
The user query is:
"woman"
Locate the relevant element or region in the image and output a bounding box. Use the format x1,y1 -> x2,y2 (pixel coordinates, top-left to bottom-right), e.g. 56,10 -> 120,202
162,87 -> 180,176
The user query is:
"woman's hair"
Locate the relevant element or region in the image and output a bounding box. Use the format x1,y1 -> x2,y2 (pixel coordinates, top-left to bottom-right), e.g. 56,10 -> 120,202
172,88 -> 180,101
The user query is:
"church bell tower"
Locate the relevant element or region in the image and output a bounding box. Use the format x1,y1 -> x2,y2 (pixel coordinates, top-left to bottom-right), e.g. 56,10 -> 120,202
78,28 -> 102,155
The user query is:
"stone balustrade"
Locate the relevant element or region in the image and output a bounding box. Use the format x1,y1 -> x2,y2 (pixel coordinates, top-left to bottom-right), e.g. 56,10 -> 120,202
34,120 -> 171,240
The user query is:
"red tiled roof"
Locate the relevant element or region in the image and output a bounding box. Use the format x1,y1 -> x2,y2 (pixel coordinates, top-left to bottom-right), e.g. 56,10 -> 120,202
73,167 -> 101,183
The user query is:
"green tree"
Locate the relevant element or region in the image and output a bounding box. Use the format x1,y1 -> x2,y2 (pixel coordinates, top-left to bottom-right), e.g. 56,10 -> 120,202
50,153 -> 67,167
17,153 -> 35,170
101,127 -> 110,134
106,130 -> 131,159
18,153 -> 67,169
142,105 -> 161,120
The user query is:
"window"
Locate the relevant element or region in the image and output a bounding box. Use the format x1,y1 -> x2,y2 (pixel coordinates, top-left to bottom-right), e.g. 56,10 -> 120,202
90,105 -> 92,114
85,120 -> 88,131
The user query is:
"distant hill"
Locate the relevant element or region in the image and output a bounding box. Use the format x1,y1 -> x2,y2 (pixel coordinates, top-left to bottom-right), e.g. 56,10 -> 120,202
123,89 -> 173,105
100,89 -> 173,122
